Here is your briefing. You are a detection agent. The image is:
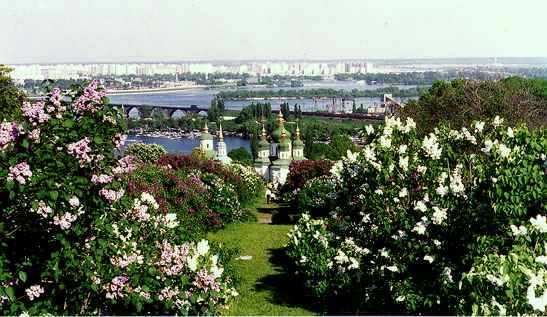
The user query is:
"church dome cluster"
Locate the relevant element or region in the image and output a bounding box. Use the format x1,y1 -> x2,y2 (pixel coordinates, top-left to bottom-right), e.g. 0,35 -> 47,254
198,122 -> 232,164
197,110 -> 306,185
254,110 -> 306,184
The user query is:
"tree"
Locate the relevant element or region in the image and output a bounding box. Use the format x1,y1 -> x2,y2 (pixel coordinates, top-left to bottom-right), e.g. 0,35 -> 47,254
250,133 -> 259,159
325,134 -> 357,160
228,147 -> 253,165
0,65 -> 26,121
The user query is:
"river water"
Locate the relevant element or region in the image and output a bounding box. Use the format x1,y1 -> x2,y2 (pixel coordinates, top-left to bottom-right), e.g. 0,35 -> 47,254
109,80 -> 418,111
125,135 -> 250,154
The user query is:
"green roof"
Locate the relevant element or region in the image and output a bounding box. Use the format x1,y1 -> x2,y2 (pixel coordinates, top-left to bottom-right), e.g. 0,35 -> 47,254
259,139 -> 269,149
272,126 -> 291,143
200,132 -> 214,140
279,139 -> 290,151
293,139 -> 304,147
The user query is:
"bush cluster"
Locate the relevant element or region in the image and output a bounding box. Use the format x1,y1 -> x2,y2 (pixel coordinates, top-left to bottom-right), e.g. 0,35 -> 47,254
286,116 -> 547,315
125,142 -> 167,163
0,82 -> 244,315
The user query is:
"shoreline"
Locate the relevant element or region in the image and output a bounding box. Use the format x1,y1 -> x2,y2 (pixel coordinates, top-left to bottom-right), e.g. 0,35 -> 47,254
106,85 -> 209,95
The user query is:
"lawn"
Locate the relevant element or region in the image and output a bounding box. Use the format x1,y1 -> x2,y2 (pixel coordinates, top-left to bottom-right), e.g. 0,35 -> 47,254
207,204 -> 317,316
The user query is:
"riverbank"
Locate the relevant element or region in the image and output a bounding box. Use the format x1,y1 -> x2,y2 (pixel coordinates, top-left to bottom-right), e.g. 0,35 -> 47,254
107,85 -> 209,95
129,128 -> 247,140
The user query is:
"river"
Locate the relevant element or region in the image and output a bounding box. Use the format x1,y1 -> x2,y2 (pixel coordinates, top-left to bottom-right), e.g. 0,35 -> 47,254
109,80 -> 418,112
125,135 -> 250,154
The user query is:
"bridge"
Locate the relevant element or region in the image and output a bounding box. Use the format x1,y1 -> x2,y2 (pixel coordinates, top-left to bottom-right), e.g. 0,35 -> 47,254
113,93 -> 401,121
111,104 -> 210,119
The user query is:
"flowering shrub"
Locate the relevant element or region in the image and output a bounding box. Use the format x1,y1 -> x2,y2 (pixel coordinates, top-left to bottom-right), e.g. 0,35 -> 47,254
156,154 -> 264,207
281,159 -> 333,195
125,142 -> 167,163
0,82 -> 236,315
286,116 -> 547,314
293,176 -> 337,217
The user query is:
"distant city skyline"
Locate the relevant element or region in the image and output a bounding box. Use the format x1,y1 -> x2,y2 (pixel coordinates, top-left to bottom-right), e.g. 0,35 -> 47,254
2,0 -> 547,64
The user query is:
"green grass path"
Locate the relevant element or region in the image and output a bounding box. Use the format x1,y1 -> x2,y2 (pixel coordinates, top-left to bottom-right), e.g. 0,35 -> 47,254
207,203 -> 316,316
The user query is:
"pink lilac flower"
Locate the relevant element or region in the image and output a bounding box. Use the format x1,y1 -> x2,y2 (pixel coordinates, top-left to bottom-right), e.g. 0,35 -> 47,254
7,162 -> 32,184
91,174 -> 114,184
113,155 -> 136,175
25,284 -> 44,301
73,80 -> 106,113
67,137 -> 92,166
28,128 -> 40,142
53,212 -> 77,229
132,203 -> 150,222
193,268 -> 220,292
69,196 -> 80,207
99,189 -> 124,203
111,253 -> 144,269
158,286 -> 180,301
22,101 -> 50,125
104,275 -> 129,299
112,133 -> 127,150
155,241 -> 190,276
49,87 -> 62,107
0,121 -> 21,149
34,201 -> 53,218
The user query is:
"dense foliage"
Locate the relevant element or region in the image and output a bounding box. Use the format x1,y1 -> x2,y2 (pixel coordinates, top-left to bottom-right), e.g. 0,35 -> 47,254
217,86 -> 425,99
125,142 -> 167,163
398,78 -> 547,134
286,116 -> 547,315
0,82 -> 263,315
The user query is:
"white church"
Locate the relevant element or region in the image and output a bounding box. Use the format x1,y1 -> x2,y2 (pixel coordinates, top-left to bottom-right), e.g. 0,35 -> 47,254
197,111 -> 306,185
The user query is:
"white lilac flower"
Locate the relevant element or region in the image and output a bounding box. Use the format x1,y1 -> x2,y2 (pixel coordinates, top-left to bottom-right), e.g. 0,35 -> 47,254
363,146 -> 377,162
140,192 -> 159,209
379,135 -> 391,148
443,267 -> 453,282
474,121 -> 485,133
530,215 -> 547,233
507,127 -> 514,138
196,240 -> 210,256
386,265 -> 398,272
417,165 -> 427,174
431,206 -> 448,225
482,139 -> 494,154
412,217 -> 429,235
510,224 -> 528,236
398,144 -> 408,154
433,239 -> 441,247
164,213 -> 179,228
497,143 -> 511,158
399,156 -> 409,172
423,255 -> 434,263
396,295 -> 405,302
414,200 -> 427,212
403,117 -> 416,133
449,166 -> 465,195
493,116 -> 504,127
422,133 -> 442,159
536,256 -> 547,264
68,196 -> 80,208
399,188 -> 408,198
374,189 -> 383,195
436,185 -> 448,197
365,125 -> 374,135
345,150 -> 358,163
187,256 -> 198,272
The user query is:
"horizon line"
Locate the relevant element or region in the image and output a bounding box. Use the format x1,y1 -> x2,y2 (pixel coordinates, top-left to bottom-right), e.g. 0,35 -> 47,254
6,56 -> 547,66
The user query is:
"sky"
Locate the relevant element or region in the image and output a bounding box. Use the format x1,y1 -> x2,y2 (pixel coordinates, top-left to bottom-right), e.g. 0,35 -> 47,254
2,0 -> 547,64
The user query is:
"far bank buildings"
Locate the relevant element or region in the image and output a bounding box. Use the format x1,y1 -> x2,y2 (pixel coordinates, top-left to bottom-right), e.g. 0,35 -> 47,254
197,111 -> 305,185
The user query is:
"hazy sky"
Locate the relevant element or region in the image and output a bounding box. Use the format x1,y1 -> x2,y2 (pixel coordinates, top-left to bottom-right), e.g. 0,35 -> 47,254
2,0 -> 547,64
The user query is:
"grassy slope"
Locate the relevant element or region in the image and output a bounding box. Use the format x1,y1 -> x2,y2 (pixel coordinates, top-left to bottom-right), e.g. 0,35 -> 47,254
208,204 -> 316,316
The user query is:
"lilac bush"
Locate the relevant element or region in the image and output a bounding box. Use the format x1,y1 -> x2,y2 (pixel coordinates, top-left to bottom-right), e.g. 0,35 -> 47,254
286,116 -> 546,314
0,82 -> 237,315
